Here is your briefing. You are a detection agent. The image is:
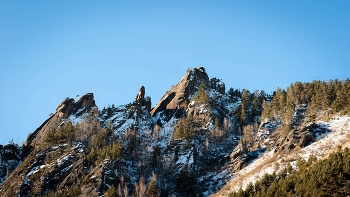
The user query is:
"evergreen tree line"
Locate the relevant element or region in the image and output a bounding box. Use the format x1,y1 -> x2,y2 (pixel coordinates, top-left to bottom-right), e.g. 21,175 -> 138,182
261,79 -> 350,125
237,89 -> 267,125
228,147 -> 350,197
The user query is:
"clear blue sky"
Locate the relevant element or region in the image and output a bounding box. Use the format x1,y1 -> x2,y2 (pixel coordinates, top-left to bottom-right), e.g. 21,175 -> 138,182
0,1 -> 349,144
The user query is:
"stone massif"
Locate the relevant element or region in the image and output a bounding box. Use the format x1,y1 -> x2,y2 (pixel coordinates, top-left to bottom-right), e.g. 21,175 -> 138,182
151,67 -> 210,120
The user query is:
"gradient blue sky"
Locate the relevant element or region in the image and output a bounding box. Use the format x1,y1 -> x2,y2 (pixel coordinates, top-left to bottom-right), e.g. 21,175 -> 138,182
0,1 -> 349,144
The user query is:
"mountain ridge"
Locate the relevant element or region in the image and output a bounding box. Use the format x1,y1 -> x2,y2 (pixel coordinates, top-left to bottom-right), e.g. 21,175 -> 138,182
1,67 -> 350,197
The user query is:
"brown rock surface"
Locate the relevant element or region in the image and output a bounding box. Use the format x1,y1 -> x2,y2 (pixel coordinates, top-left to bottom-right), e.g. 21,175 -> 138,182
144,96 -> 152,113
80,160 -> 118,197
150,67 -> 210,119
135,86 -> 145,103
23,93 -> 97,155
133,86 -> 152,116
230,140 -> 249,172
275,123 -> 323,152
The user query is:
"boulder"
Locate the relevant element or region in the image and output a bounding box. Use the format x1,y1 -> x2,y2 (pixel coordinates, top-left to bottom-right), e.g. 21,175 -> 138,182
276,123 -> 320,152
56,98 -> 75,119
230,140 -> 248,172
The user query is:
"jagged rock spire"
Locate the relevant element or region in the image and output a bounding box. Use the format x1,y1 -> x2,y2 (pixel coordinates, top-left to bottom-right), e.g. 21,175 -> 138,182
134,86 -> 152,116
135,86 -> 145,103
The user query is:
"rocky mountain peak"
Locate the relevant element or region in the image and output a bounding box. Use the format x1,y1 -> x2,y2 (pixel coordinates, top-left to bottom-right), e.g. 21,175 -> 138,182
150,67 -> 210,119
188,66 -> 209,84
74,93 -> 95,115
23,93 -> 97,153
56,93 -> 95,118
56,98 -> 75,119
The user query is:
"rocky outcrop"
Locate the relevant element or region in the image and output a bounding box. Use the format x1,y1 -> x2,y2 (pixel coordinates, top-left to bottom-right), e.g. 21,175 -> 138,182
211,78 -> 225,94
0,143 -> 21,184
23,93 -> 97,155
133,86 -> 152,116
151,67 -> 210,120
276,123 -> 328,152
73,93 -> 95,116
56,98 -> 75,119
135,86 -> 145,103
55,93 -> 95,119
0,67 -> 242,196
144,96 -> 152,113
230,140 -> 249,172
80,159 -> 118,197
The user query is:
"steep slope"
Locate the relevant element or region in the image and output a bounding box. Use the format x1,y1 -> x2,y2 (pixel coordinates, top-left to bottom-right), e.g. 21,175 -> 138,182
0,94 -> 99,196
214,115 -> 350,196
214,79 -> 350,196
0,93 -> 97,186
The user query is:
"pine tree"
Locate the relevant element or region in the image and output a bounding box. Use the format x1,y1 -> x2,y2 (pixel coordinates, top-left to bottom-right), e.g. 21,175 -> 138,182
152,145 -> 161,168
64,121 -> 75,144
223,117 -> 232,132
240,89 -> 251,124
308,95 -> 317,122
260,100 -> 271,121
106,185 -> 117,197
172,118 -> 194,140
214,117 -> 220,131
193,82 -> 210,105
134,176 -> 146,197
146,172 -> 160,197
176,169 -> 197,197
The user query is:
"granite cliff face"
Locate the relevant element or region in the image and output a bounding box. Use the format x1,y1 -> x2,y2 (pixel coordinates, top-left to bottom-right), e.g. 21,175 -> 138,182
151,67 -> 210,120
